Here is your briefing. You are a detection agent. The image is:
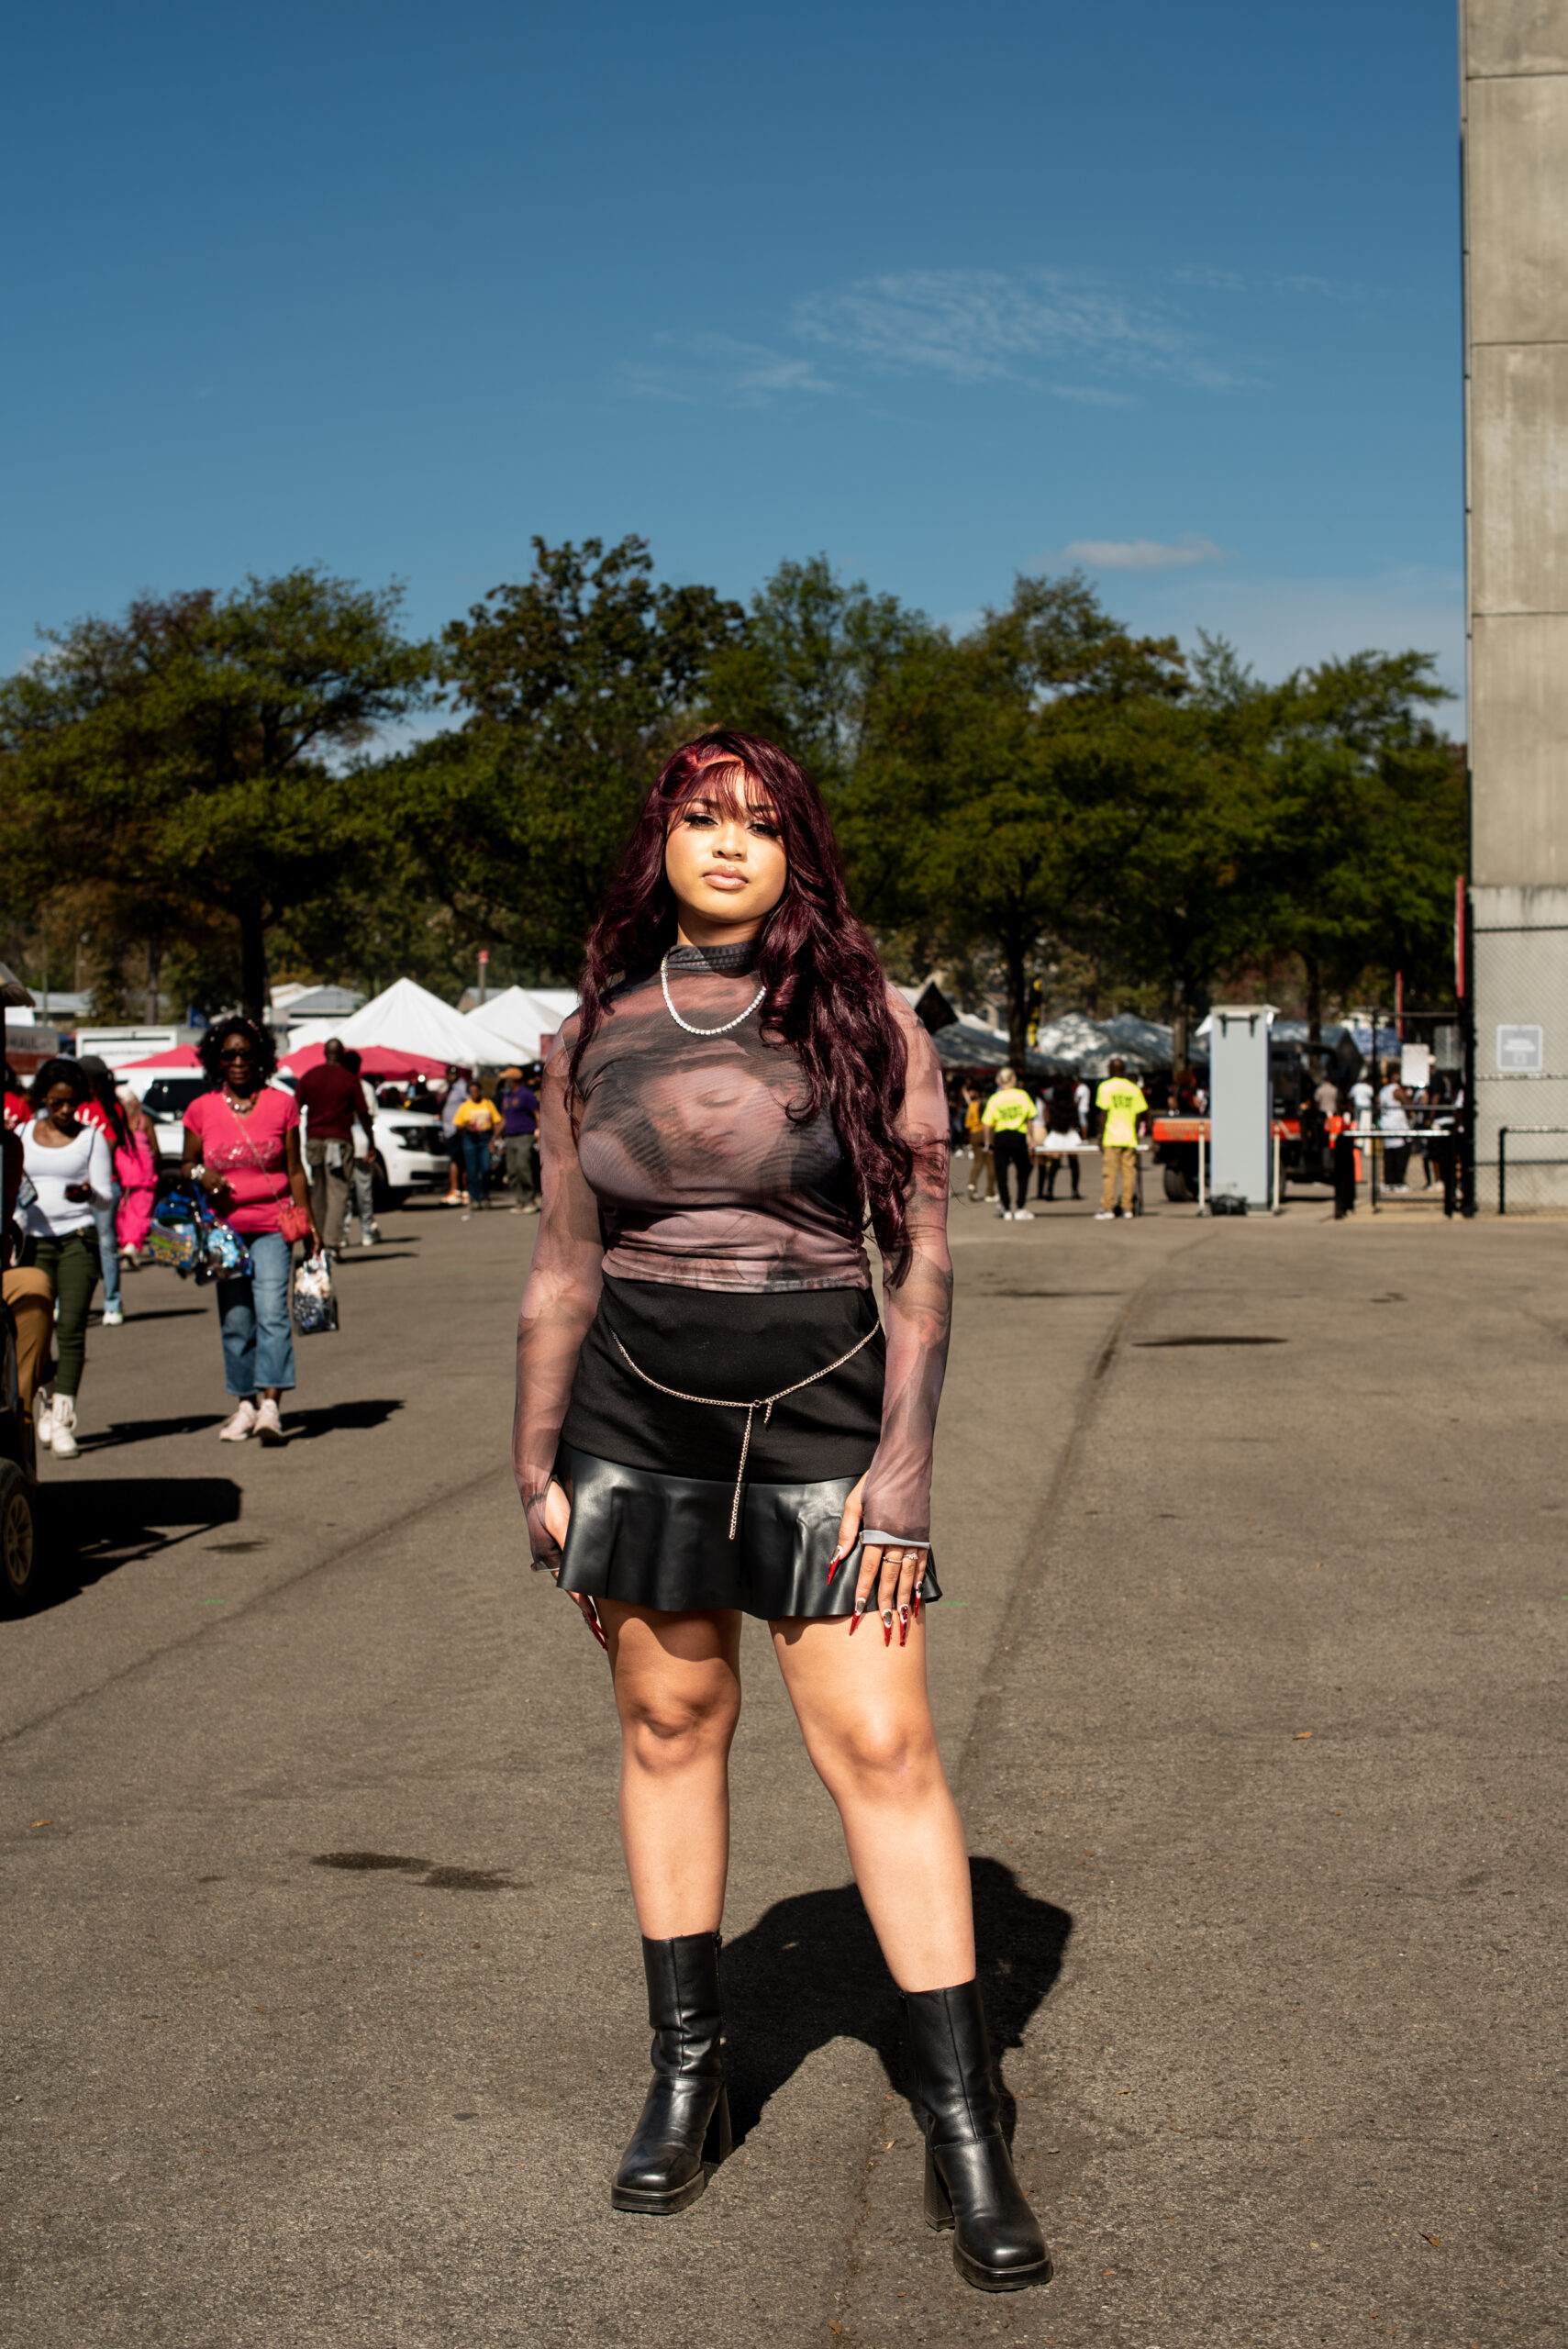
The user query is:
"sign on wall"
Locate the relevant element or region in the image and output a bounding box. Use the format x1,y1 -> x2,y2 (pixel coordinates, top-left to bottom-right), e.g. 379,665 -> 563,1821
1496,1024 -> 1544,1073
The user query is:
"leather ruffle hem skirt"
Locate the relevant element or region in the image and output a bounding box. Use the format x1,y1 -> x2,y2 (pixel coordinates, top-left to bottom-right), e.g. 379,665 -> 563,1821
554,1446 -> 941,1621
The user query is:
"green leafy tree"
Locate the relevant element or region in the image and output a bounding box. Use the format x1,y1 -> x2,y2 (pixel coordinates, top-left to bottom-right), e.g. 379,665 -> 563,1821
1256,651 -> 1462,1049
702,555 -> 931,789
845,573 -> 1190,1064
0,570 -> 431,1016
384,537 -> 745,976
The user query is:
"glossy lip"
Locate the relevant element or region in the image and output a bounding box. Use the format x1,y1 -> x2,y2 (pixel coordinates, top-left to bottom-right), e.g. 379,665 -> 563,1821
702,871 -> 747,889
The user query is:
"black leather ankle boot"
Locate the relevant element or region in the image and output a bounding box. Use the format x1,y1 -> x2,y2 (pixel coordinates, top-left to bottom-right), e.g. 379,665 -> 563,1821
611,1932 -> 731,2215
905,1980 -> 1051,2292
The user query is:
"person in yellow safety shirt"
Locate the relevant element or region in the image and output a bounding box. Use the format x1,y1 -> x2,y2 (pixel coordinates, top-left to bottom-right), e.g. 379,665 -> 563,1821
983,1065 -> 1037,1220
1095,1056 -> 1147,1219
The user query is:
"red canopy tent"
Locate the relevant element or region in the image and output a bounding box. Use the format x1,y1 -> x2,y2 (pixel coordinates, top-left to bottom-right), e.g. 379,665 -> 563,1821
114,1045 -> 202,1070
279,1041 -> 450,1080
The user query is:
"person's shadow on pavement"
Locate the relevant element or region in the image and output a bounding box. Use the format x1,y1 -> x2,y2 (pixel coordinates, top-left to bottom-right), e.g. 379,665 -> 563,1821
720,1858 -> 1071,2148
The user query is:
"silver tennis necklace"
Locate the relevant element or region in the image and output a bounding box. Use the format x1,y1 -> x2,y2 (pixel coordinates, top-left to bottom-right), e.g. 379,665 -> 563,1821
660,947 -> 765,1037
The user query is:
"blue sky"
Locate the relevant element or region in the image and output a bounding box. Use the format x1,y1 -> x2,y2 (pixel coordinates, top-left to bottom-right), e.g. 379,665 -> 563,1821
5,2 -> 1462,709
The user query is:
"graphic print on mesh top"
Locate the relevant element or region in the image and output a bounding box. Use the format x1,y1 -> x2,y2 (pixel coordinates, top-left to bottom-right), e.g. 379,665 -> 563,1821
513,941 -> 954,1559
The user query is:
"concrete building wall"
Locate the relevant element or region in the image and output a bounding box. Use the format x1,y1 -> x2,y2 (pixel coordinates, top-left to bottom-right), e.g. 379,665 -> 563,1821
1462,2 -> 1568,1207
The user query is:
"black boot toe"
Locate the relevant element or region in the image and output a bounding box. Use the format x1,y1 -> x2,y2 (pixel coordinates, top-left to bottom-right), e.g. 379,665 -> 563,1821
611,2077 -> 731,2214
927,2139 -> 1051,2289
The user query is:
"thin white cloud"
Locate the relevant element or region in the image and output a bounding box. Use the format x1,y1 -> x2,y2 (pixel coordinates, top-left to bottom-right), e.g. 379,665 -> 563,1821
793,267 -> 1243,391
1065,535 -> 1228,573
620,333 -> 837,406
1049,384 -> 1138,409
1172,263 -> 1382,305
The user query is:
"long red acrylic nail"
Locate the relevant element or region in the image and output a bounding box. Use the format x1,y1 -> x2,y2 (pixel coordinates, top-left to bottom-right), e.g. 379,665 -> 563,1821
882,1613 -> 894,1648
849,1604 -> 864,1635
898,1604 -> 910,1648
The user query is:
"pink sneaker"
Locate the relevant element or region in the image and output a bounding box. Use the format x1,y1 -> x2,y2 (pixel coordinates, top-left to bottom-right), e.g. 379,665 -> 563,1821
255,1398 -> 285,1447
219,1400 -> 258,1442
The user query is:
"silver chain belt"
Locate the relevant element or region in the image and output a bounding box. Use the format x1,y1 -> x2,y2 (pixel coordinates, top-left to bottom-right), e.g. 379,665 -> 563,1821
608,1321 -> 880,1540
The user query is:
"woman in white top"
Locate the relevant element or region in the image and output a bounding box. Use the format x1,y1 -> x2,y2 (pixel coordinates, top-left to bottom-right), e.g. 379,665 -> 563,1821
1378,1079 -> 1412,1190
20,1058 -> 114,1460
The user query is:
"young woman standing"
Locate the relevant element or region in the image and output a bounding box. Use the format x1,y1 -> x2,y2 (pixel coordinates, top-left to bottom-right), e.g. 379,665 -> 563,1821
515,731 -> 1049,2292
182,1017 -> 317,1446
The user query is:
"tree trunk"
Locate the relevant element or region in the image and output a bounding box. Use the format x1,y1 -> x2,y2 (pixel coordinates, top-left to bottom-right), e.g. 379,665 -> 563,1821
1172,996 -> 1190,1080
239,909 -> 268,1022
1305,953 -> 1323,1078
1003,931 -> 1030,1073
144,931 -> 163,1026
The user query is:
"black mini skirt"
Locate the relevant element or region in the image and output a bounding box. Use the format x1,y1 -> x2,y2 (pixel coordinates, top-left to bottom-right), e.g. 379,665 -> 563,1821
554,1276 -> 940,1620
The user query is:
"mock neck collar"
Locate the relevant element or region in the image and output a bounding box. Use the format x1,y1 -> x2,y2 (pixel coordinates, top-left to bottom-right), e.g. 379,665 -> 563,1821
665,938 -> 762,975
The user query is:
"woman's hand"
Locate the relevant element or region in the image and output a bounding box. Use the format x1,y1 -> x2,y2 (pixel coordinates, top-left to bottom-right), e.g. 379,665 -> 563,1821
543,1480 -> 606,1652
833,1475 -> 926,1650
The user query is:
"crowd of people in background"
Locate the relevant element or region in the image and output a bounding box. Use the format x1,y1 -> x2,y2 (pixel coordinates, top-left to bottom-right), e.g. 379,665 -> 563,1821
1,1042 -> 545,1467
0,1028 -> 1463,1473
437,1062 -> 539,1214
944,1049 -> 1462,1224
950,1059 -> 1150,1222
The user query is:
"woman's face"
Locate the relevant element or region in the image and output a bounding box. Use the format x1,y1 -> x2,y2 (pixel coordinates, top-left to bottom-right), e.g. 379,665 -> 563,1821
218,1034 -> 258,1094
637,1059 -> 787,1173
664,779 -> 787,943
40,1082 -> 81,1130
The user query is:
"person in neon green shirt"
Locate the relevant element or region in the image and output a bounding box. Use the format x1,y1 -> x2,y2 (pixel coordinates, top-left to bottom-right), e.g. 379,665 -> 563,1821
983,1067 -> 1037,1219
1095,1058 -> 1147,1219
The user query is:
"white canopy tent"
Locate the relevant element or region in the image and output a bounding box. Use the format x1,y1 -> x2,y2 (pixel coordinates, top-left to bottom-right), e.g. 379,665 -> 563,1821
285,976 -> 482,1067
459,985 -> 578,1063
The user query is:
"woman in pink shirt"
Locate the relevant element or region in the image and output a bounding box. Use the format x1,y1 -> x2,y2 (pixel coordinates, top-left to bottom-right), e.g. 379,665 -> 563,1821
182,1017 -> 317,1446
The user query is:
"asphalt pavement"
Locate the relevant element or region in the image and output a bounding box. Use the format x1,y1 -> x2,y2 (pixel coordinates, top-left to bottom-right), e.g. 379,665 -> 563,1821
2,1186 -> 1562,2346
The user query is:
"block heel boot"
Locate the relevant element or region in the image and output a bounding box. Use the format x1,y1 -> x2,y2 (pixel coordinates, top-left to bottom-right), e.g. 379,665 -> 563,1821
905,1981 -> 1052,2293
611,1932 -> 731,2216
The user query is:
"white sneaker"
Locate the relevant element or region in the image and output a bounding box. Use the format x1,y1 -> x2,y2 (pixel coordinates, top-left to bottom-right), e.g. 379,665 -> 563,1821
50,1396 -> 80,1459
361,1228 -> 380,1246
995,1208 -> 1010,1219
1095,1210 -> 1116,1220
219,1399 -> 258,1442
102,1303 -> 125,1327
34,1388 -> 54,1450
255,1398 -> 285,1447
1013,1208 -> 1036,1220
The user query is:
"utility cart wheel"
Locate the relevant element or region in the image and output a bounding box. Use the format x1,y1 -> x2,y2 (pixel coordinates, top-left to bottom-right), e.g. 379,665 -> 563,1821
0,1459 -> 39,1613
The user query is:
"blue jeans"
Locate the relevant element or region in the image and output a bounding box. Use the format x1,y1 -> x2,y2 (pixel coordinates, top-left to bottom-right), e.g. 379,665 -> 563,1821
94,1184 -> 123,1314
462,1133 -> 492,1205
217,1230 -> 296,1397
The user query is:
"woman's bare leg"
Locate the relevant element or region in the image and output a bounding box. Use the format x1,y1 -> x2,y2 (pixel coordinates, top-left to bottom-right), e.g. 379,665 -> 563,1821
600,1602 -> 744,1938
771,1614 -> 974,1990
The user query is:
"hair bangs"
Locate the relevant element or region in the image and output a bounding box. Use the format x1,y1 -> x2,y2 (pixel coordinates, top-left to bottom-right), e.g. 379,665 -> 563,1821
664,755 -> 776,827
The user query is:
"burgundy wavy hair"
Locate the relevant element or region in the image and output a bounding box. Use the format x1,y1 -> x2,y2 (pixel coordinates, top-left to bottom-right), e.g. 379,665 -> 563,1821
569,729 -> 922,1281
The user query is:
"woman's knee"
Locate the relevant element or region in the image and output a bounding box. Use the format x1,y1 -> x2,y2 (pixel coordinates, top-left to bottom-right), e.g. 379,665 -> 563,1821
620,1675 -> 740,1774
817,1709 -> 940,1800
